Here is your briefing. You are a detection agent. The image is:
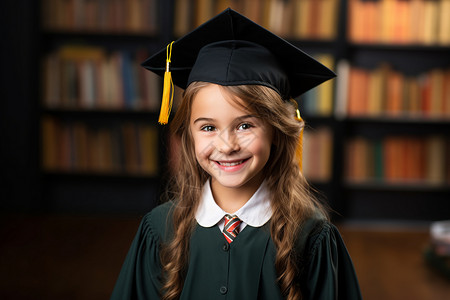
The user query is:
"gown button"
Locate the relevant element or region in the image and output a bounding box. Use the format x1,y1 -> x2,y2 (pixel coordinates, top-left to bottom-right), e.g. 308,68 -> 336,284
220,286 -> 228,294
222,243 -> 230,251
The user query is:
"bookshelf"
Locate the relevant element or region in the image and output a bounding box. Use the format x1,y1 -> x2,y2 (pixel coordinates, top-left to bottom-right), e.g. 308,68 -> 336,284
38,0 -> 172,213
32,0 -> 449,220
336,0 -> 450,221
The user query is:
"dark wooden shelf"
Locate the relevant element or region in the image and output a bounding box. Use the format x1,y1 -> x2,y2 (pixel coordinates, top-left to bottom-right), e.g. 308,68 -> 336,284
42,170 -> 160,183
41,30 -> 162,51
43,29 -> 159,39
349,43 -> 450,52
341,116 -> 450,137
344,116 -> 450,124
344,180 -> 450,193
41,108 -> 160,122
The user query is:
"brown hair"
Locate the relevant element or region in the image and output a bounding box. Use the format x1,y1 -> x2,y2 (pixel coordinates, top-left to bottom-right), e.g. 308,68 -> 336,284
160,82 -> 328,300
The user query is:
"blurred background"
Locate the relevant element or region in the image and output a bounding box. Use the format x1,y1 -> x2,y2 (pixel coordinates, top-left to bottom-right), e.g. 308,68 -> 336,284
1,0 -> 449,299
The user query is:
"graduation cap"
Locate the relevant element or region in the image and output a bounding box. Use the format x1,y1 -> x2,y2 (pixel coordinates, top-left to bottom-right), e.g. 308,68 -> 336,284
142,8 -> 335,125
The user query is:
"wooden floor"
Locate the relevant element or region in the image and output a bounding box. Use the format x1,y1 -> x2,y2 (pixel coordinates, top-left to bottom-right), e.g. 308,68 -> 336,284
0,214 -> 449,300
339,224 -> 450,300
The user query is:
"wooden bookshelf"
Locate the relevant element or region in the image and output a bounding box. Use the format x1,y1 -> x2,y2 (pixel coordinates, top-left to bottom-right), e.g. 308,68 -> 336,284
30,0 -> 450,219
37,0 -> 171,212
332,0 -> 450,221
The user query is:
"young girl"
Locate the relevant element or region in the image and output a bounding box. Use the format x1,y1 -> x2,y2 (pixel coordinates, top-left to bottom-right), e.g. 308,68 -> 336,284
111,9 -> 362,300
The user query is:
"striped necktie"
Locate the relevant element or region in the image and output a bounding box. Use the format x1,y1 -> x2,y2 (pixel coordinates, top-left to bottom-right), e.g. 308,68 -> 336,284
223,214 -> 242,243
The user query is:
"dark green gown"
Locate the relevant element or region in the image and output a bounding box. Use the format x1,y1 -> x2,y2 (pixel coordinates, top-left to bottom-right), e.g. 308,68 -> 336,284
110,202 -> 362,300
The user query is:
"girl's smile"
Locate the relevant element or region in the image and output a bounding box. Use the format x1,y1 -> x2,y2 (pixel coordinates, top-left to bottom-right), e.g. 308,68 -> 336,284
214,158 -> 250,171
190,83 -> 273,210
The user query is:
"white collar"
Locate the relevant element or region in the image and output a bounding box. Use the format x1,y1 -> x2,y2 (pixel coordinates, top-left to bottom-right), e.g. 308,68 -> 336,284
195,179 -> 273,228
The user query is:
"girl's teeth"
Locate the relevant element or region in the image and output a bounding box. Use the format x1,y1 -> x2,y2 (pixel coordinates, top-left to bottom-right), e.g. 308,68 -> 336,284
219,160 -> 243,166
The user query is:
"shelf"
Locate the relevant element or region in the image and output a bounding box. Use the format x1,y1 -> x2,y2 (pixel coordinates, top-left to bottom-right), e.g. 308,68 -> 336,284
342,117 -> 450,137
42,108 -> 159,119
343,116 -> 450,125
41,31 -> 161,51
349,43 -> 450,52
348,46 -> 450,74
303,115 -> 336,127
290,39 -> 339,52
344,180 -> 450,192
43,30 -> 159,39
43,170 -> 160,182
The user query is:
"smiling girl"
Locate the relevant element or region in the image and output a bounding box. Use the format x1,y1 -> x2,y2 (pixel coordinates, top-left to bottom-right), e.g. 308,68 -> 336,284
111,9 -> 362,300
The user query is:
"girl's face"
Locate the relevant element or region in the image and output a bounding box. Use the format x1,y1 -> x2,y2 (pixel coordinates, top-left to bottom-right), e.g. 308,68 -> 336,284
190,84 -> 273,195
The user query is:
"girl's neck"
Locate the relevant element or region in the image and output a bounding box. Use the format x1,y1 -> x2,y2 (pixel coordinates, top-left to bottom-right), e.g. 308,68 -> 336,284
210,175 -> 264,214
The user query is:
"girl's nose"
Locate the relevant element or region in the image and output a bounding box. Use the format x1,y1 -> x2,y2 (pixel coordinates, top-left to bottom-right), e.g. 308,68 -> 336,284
215,130 -> 240,154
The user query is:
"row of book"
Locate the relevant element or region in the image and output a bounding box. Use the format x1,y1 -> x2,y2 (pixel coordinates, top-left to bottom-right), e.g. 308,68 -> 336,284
41,0 -> 159,34
348,0 -> 450,45
345,136 -> 450,185
174,0 -> 339,40
41,117 -> 159,175
43,46 -> 160,111
336,61 -> 450,118
302,127 -> 333,182
299,54 -> 335,116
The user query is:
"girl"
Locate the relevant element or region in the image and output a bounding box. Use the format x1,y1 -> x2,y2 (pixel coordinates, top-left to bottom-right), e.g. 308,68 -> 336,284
111,9 -> 362,300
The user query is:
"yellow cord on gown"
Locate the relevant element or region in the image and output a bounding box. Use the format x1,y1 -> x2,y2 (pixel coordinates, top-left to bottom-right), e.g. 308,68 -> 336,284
158,41 -> 174,124
291,100 -> 304,172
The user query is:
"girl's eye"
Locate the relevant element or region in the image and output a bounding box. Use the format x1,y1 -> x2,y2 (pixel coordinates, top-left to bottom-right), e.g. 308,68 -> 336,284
238,123 -> 253,130
201,125 -> 216,132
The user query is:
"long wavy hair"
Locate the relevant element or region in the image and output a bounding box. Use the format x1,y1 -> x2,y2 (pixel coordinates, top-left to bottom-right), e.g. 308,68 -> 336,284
160,81 -> 328,300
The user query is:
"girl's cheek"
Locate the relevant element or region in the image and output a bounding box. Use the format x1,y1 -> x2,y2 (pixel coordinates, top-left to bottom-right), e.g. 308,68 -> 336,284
195,139 -> 215,159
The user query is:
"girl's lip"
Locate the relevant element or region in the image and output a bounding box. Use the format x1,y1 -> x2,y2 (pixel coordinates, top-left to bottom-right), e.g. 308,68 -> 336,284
213,158 -> 250,171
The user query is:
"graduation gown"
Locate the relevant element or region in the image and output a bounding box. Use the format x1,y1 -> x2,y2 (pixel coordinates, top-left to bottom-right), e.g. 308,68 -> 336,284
110,202 -> 362,300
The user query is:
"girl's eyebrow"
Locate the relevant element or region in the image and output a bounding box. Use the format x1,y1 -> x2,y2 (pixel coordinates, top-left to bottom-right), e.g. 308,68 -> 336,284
193,117 -> 214,124
193,114 -> 258,124
236,114 -> 259,121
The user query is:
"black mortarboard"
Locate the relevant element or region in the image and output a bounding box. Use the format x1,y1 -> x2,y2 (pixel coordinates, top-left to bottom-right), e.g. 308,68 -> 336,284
142,8 -> 335,97
142,8 -> 335,124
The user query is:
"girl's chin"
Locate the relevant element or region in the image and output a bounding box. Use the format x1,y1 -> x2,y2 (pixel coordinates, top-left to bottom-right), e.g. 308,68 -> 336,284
210,177 -> 247,190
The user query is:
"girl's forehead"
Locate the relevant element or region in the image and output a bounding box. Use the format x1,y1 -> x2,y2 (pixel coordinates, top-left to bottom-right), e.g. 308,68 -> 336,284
190,84 -> 254,117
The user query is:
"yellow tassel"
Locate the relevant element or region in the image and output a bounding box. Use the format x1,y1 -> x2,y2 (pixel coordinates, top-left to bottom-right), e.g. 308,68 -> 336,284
291,100 -> 304,172
158,41 -> 174,125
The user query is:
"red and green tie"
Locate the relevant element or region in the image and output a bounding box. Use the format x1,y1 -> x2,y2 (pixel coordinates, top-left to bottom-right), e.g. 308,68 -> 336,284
223,214 -> 242,243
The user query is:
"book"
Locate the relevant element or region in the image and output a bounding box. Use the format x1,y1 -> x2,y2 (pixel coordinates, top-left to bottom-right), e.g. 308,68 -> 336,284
426,136 -> 446,185
423,0 -> 439,45
385,69 -> 403,116
335,60 -> 350,119
347,67 -> 368,116
302,127 -> 333,182
439,0 -> 450,45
